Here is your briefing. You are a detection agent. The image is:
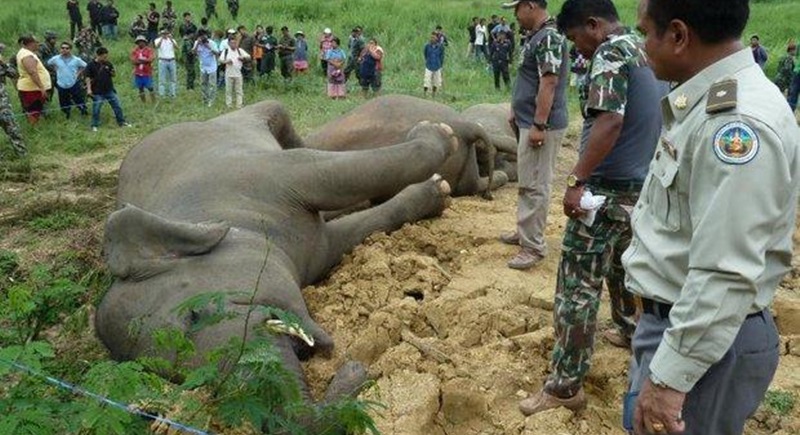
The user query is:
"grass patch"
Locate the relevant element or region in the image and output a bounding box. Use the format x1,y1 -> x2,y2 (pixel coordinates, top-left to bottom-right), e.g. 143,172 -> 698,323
71,169 -> 118,190
28,210 -> 86,232
765,389 -> 796,416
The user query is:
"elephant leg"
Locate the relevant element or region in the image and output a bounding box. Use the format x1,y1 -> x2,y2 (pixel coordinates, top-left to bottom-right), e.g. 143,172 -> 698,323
490,134 -> 518,155
313,175 -> 451,277
323,361 -> 368,404
450,120 -> 496,199
478,170 -> 510,192
284,122 -> 457,212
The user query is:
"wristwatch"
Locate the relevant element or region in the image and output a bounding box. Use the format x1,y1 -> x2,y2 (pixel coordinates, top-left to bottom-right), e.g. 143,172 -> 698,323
566,174 -> 584,188
533,121 -> 550,131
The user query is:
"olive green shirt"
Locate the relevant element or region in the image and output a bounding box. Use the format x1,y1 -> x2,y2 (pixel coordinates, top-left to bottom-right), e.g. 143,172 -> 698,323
622,48 -> 800,393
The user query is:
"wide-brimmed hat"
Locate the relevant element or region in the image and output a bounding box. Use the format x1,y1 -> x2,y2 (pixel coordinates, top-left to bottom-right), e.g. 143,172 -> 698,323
135,35 -> 147,43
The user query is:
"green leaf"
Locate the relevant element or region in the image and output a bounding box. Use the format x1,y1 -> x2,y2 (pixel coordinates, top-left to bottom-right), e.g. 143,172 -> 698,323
181,364 -> 219,389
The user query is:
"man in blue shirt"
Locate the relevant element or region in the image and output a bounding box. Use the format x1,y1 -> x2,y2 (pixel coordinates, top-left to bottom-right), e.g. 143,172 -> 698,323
423,32 -> 445,98
193,29 -> 220,106
46,41 -> 87,118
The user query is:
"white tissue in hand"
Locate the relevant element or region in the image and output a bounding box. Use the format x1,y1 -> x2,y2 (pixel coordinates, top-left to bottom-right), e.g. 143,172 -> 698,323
578,190 -> 606,227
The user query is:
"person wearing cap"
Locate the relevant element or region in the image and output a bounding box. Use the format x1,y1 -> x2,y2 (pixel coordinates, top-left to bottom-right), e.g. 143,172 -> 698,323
750,34 -> 768,70
625,0 -> 799,434
774,41 -> 797,94
345,26 -> 364,82
517,0 -> 667,416
218,36 -> 250,109
0,43 -> 27,157
67,0 -> 84,41
100,0 -> 120,41
39,31 -> 60,101
85,46 -> 130,131
293,30 -> 309,74
498,0 -> 569,271
277,26 -> 296,82
16,35 -> 52,125
193,29 -> 219,106
131,35 -> 156,103
47,40 -> 88,118
319,28 -> 334,76
155,29 -> 178,98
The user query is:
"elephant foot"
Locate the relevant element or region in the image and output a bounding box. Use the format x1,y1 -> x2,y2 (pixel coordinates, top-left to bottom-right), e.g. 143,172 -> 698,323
323,361 -> 369,403
406,121 -> 459,157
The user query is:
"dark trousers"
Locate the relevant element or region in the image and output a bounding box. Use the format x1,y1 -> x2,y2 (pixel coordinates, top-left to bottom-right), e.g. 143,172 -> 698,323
279,55 -> 293,80
626,308 -> 779,434
56,83 -> 87,118
90,19 -> 102,35
788,72 -> 800,112
91,92 -> 125,127
70,18 -> 83,40
493,62 -> 510,89
184,56 -> 197,89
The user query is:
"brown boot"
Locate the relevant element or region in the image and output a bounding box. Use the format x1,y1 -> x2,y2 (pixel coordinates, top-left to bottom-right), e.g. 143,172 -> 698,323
518,388 -> 587,416
602,328 -> 631,349
507,248 -> 544,270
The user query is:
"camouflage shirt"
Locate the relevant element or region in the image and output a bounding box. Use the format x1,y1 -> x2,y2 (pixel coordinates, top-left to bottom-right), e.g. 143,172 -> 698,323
579,27 -> 649,119
774,54 -> 795,92
0,58 -> 19,88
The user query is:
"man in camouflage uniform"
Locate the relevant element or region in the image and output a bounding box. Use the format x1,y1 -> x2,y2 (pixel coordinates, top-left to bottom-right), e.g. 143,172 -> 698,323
518,0 -> 667,416
774,42 -> 796,95
179,12 -> 198,90
162,1 -> 178,33
39,31 -> 59,101
0,44 -> 27,157
204,0 -> 218,20
226,0 -> 239,21
74,27 -> 102,62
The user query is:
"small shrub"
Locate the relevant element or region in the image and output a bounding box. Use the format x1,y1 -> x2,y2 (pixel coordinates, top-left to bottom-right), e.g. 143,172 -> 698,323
765,389 -> 796,416
28,210 -> 86,232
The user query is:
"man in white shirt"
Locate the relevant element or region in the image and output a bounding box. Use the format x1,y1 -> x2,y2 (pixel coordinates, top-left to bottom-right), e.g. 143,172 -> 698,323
474,18 -> 488,61
154,29 -> 178,97
219,37 -> 250,109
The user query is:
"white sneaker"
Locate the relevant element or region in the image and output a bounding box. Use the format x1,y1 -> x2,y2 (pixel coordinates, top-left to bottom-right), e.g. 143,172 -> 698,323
92,127 -> 98,132
121,122 -> 133,128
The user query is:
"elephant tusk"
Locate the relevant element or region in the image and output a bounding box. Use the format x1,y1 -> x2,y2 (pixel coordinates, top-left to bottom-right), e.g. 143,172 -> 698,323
264,319 -> 316,347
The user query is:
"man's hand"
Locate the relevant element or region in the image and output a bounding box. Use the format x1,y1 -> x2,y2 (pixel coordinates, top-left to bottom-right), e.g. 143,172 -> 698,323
563,185 -> 586,218
634,378 -> 686,434
528,127 -> 545,148
40,89 -> 47,98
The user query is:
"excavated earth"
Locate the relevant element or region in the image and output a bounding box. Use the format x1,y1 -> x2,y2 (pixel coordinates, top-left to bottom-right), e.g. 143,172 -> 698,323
303,141 -> 800,435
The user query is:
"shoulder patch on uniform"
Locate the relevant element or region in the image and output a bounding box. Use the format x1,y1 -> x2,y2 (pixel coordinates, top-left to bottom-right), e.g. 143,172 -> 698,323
706,79 -> 737,114
713,121 -> 759,165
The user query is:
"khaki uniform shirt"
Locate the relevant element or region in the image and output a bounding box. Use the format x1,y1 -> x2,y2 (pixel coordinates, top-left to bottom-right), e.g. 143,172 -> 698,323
622,48 -> 800,393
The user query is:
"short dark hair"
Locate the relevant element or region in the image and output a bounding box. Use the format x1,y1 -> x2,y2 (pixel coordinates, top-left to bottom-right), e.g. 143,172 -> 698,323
183,12 -> 191,18
61,41 -> 72,49
332,36 -> 341,45
556,0 -> 619,34
18,34 -> 36,46
281,26 -> 288,31
646,0 -> 749,44
96,46 -> 108,55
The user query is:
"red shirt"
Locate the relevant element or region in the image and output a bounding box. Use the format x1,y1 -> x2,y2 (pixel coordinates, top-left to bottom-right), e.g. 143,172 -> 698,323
131,46 -> 154,76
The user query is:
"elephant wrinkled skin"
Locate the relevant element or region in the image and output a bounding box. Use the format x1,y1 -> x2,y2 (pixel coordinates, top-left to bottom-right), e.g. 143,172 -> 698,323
95,101 -> 457,426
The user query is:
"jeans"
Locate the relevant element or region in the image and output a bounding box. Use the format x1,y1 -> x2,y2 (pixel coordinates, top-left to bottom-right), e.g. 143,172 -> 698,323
788,72 -> 800,112
91,92 -> 125,127
56,83 -> 87,118
102,24 -> 117,40
158,59 -> 177,97
200,70 -> 217,104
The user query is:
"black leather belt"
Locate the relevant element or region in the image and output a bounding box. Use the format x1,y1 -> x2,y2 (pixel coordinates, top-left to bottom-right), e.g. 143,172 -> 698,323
586,176 -> 643,192
641,297 -> 764,320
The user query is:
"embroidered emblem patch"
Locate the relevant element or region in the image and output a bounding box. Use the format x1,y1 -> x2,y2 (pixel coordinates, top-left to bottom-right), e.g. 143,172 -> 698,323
713,122 -> 759,164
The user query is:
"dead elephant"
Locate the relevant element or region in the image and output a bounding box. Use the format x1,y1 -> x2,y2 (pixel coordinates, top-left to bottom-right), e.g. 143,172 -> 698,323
95,101 -> 458,432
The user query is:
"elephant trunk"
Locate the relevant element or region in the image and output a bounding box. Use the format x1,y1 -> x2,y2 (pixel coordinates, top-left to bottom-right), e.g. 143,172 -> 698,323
451,120 -> 497,200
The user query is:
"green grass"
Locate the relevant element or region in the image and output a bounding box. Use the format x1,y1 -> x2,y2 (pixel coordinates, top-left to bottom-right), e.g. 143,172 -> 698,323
764,389 -> 797,416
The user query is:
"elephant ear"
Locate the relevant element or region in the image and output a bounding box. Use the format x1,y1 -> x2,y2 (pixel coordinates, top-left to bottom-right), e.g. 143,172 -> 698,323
104,204 -> 230,281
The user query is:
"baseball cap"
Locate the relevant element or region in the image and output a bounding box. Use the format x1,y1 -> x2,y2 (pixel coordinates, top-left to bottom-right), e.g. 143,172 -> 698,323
501,0 -> 543,9
323,27 -> 332,34
135,35 -> 147,42
295,30 -> 304,36
227,28 -> 237,34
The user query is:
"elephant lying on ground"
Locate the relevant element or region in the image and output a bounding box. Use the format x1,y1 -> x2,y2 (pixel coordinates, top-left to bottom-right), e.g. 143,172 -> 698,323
96,101 -> 457,431
303,94 -> 508,199
461,102 -> 519,182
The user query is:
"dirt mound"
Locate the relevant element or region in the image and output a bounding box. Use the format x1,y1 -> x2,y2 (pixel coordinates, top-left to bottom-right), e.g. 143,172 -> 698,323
303,147 -> 800,434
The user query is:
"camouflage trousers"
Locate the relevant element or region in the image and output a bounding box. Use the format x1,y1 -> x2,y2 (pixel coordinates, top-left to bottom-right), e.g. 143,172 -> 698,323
0,89 -> 27,157
545,181 -> 642,398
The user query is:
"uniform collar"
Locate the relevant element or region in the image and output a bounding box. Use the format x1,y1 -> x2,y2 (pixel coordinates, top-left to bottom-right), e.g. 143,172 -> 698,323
662,48 -> 754,125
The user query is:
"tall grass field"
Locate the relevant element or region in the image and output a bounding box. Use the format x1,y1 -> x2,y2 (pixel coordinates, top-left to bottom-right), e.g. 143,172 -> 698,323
0,0 -> 798,434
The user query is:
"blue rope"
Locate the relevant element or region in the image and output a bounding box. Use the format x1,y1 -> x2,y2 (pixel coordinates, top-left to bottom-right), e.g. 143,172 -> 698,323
0,357 -> 213,435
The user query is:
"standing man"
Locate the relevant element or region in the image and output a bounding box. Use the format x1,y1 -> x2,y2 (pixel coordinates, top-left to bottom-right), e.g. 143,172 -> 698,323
39,31 -> 60,101
490,31 -> 512,90
219,37 -> 249,109
624,1 -> 800,434
154,29 -> 178,98
788,47 -> 800,114
260,26 -> 278,78
85,46 -> 130,131
193,30 -> 219,106
162,1 -> 178,34
774,42 -> 796,95
146,3 -> 161,44
87,0 -> 103,35
226,0 -> 239,21
67,0 -> 83,41
498,0 -> 569,270
423,31 -> 445,98
750,34 -> 768,70
344,27 -> 364,82
205,0 -> 218,21
277,26 -> 296,83
359,38 -> 384,98
47,41 -> 88,118
0,44 -> 27,157
319,28 -> 334,76
16,35 -> 52,125
130,35 -> 156,103
100,0 -> 120,41
179,12 -> 198,90
517,0 -> 667,415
